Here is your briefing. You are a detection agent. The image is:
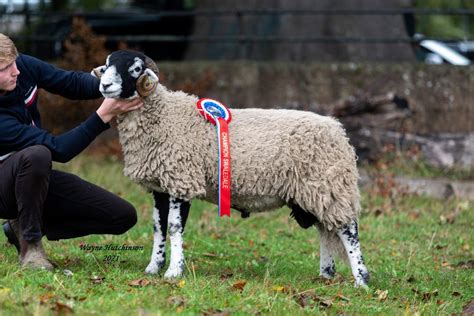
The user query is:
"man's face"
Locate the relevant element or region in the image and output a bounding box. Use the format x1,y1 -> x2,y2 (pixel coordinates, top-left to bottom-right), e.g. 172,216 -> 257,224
0,60 -> 20,92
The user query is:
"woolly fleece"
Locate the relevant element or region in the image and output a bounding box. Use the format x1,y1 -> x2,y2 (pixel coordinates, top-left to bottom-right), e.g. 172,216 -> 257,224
116,83 -> 360,231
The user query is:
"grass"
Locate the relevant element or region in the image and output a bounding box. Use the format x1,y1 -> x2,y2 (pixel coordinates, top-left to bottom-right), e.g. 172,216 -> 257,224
0,154 -> 472,315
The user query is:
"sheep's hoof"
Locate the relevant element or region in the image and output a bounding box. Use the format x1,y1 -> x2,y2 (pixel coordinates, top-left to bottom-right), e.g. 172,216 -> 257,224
164,265 -> 184,279
354,282 -> 369,291
354,279 -> 369,290
319,265 -> 336,279
354,270 -> 370,289
319,272 -> 335,280
145,261 -> 165,275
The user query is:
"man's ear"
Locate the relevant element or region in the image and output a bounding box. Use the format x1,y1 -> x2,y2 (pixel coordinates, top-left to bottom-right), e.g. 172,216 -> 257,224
91,65 -> 106,78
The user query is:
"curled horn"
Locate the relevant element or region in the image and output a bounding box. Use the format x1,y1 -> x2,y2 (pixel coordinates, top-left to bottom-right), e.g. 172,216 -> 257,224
91,65 -> 106,78
144,56 -> 159,76
136,56 -> 159,97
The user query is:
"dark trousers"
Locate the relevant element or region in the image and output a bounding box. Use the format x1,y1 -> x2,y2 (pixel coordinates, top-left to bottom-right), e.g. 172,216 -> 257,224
0,145 -> 137,242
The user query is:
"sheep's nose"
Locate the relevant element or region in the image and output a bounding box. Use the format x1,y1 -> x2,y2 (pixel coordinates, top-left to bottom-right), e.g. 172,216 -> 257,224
101,83 -> 112,90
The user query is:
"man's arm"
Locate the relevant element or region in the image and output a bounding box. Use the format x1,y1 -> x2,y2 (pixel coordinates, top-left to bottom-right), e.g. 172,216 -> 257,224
0,112 -> 108,163
21,54 -> 101,100
0,98 -> 143,163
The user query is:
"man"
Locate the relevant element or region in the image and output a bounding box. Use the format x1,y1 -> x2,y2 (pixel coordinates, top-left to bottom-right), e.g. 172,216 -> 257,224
0,33 -> 141,270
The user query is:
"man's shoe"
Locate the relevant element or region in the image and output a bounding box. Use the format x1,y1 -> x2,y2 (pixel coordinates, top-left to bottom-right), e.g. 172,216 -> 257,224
20,239 -> 54,271
3,220 -> 20,254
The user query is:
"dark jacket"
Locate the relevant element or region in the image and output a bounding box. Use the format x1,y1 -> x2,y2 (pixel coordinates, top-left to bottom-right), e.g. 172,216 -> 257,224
0,54 -> 109,162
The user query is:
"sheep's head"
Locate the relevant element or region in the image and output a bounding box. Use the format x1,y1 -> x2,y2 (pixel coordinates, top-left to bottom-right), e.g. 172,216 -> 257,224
92,50 -> 159,99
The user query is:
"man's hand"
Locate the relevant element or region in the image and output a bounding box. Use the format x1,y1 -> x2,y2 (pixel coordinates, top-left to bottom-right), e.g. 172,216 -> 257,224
96,98 -> 143,123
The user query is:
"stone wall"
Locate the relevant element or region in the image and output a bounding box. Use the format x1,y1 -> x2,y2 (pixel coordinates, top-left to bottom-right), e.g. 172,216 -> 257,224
159,62 -> 473,134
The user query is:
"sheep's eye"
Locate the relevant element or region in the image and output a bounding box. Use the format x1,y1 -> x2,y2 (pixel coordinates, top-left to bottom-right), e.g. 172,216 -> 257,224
134,67 -> 141,72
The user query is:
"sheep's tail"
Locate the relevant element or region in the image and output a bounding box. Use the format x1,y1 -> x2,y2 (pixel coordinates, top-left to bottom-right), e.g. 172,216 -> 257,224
317,224 -> 349,264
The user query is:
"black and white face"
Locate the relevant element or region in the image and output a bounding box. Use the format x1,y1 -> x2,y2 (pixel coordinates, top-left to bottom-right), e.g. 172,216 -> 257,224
98,51 -> 147,99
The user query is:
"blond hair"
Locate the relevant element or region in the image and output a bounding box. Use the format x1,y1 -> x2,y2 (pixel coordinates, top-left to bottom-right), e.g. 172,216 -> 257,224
0,33 -> 18,65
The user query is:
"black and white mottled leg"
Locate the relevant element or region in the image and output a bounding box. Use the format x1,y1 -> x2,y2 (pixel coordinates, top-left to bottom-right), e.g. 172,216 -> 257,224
164,196 -> 190,279
318,232 -> 336,279
337,220 -> 370,288
145,192 -> 170,274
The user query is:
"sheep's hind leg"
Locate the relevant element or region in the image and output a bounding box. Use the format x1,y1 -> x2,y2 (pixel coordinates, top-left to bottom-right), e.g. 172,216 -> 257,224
317,229 -> 336,279
164,196 -> 190,279
145,192 -> 170,274
336,220 -> 370,288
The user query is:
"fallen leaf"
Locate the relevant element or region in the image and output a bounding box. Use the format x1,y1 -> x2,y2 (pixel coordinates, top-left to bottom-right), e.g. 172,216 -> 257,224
294,293 -> 312,308
167,296 -> 186,307
463,299 -> 474,315
454,260 -> 474,269
231,280 -> 247,292
0,288 -> 11,298
53,301 -> 73,314
128,278 -> 152,287
412,288 -> 439,302
335,292 -> 350,302
374,209 -> 383,217
220,272 -> 234,280
38,293 -> 56,304
211,233 -> 222,240
40,284 -> 54,291
312,274 -> 343,285
294,289 -> 332,309
318,298 -> 333,308
272,285 -> 285,293
452,291 -> 462,297
376,289 -> 388,301
201,308 -> 230,316
178,280 -> 186,288
461,201 -> 471,209
90,275 -> 105,285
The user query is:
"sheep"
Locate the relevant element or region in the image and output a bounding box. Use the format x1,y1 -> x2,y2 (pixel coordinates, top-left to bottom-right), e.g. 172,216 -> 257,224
92,50 -> 370,287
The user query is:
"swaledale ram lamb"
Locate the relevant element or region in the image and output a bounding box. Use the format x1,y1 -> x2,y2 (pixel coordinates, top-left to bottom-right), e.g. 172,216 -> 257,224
92,50 -> 370,287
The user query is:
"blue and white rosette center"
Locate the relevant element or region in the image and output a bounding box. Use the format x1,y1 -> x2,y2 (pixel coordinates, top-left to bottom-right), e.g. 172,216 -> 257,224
197,98 -> 232,124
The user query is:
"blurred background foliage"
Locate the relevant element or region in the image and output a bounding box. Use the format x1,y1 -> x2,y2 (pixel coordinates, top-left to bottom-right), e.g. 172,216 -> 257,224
415,0 -> 474,39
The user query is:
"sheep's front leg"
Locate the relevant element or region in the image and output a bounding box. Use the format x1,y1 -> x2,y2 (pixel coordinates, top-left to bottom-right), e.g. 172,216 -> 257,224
164,196 -> 190,279
336,220 -> 370,288
145,192 -> 170,274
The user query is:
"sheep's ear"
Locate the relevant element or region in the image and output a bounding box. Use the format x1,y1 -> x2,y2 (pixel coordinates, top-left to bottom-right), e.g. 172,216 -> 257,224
136,68 -> 159,97
91,65 -> 106,78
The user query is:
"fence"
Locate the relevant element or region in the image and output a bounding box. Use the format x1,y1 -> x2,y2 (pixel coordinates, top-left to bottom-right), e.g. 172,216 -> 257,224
1,8 -> 473,60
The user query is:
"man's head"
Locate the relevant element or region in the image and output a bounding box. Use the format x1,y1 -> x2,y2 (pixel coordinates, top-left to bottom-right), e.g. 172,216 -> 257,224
0,33 -> 20,93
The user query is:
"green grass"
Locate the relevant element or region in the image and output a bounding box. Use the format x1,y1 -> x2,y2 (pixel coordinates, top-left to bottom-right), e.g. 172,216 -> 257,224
0,155 -> 472,315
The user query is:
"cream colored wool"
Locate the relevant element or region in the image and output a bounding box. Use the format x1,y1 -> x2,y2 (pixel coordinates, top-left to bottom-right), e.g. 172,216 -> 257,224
117,84 -> 360,231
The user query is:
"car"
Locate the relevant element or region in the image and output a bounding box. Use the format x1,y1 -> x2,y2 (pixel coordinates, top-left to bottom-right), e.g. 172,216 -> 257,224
412,33 -> 471,66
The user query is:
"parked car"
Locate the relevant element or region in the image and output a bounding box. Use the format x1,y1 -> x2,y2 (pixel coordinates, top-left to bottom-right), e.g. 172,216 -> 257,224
413,33 -> 471,66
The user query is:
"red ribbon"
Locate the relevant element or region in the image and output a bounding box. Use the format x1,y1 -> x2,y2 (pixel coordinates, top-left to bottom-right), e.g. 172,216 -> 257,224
196,98 -> 232,217
216,117 -> 231,216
